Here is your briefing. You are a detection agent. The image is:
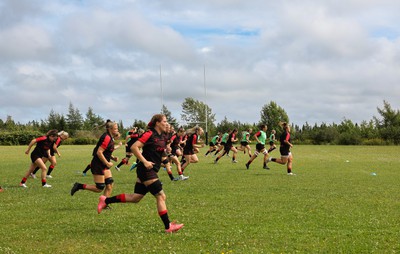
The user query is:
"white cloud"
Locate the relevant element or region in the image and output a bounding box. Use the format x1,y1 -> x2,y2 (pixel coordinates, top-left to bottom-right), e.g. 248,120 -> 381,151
1,0 -> 400,126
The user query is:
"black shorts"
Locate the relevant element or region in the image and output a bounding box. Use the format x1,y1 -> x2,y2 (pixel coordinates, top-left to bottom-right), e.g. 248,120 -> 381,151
136,163 -> 159,182
171,146 -> 180,156
224,144 -> 232,152
183,147 -> 194,155
31,151 -> 43,163
255,143 -> 265,152
90,158 -> 107,175
30,150 -> 47,163
134,182 -> 149,195
209,142 -> 216,147
280,146 -> 290,156
240,141 -> 249,146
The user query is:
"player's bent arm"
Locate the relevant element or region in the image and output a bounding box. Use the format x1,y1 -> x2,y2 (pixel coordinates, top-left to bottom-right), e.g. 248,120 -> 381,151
132,141 -> 153,169
97,146 -> 113,168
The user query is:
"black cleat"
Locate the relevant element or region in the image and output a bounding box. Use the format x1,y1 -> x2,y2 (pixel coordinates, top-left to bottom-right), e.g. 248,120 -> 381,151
245,163 -> 249,169
70,182 -> 80,196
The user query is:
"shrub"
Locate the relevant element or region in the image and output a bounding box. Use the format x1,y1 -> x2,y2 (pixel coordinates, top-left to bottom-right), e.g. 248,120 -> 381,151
0,131 -> 43,145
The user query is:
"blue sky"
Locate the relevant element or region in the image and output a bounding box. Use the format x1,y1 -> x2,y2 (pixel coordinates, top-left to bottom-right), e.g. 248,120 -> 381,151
1,0 -> 399,127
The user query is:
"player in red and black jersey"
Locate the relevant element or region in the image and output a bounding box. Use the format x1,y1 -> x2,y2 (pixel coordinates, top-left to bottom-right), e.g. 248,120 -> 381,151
31,131 -> 69,178
19,130 -> 59,188
71,121 -> 120,197
115,127 -> 144,171
165,127 -> 188,181
81,132 -> 122,176
97,114 -> 184,233
266,122 -> 295,175
181,126 -> 204,173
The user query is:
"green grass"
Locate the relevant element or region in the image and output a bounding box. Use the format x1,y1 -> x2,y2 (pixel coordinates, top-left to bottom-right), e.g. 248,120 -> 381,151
0,145 -> 399,253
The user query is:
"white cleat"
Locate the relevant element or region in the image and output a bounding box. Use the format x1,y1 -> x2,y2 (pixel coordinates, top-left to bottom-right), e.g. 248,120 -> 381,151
19,183 -> 27,188
42,184 -> 52,188
179,175 -> 189,180
46,175 -> 53,179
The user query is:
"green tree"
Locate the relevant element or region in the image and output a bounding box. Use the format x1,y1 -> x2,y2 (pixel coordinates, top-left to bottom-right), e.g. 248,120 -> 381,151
162,105 -> 178,129
374,100 -> 400,144
83,107 -> 104,130
4,115 -> 16,131
132,119 -> 147,130
181,97 -> 216,131
216,116 -> 236,134
46,109 -> 67,131
66,102 -> 83,135
260,101 -> 289,135
359,120 -> 378,139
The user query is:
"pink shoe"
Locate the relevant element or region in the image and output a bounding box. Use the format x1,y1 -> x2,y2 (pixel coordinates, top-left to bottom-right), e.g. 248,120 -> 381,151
165,222 -> 184,233
97,195 -> 107,214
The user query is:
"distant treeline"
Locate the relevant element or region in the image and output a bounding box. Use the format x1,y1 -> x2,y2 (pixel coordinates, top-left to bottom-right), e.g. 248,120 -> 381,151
1,100 -> 399,145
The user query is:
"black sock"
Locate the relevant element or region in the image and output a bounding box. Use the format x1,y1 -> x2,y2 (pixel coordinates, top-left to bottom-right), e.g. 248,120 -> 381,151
168,173 -> 174,180
159,210 -> 170,229
117,161 -> 124,168
47,166 -> 54,175
33,167 -> 39,174
106,194 -> 125,204
83,164 -> 91,173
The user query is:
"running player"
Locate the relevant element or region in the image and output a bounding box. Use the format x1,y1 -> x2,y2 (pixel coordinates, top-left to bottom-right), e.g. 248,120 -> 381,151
97,114 -> 184,233
245,124 -> 269,170
71,120 -> 120,197
267,129 -> 277,153
236,128 -> 252,157
19,130 -> 59,188
115,127 -> 144,171
205,132 -> 221,156
82,131 -> 122,176
266,122 -> 295,175
167,127 -> 188,180
214,128 -> 239,163
31,131 -> 69,178
181,126 -> 204,173
213,131 -> 229,156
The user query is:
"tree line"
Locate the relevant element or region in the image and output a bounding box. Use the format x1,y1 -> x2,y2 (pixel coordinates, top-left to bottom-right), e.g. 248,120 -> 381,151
0,99 -> 399,145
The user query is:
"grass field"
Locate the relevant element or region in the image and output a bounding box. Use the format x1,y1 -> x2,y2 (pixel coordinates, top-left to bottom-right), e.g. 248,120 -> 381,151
0,145 -> 399,253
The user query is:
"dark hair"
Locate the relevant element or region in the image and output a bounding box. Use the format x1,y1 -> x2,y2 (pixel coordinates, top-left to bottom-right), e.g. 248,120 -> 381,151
46,129 -> 58,137
147,114 -> 165,128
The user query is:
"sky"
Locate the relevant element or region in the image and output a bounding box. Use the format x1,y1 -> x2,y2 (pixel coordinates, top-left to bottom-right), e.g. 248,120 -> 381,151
1,0 -> 400,127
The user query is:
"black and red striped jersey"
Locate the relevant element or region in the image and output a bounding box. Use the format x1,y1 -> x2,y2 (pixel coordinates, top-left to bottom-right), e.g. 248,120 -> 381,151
92,132 -> 115,162
138,128 -> 168,171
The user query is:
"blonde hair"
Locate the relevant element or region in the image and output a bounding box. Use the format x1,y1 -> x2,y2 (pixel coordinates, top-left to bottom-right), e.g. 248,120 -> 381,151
58,131 -> 69,139
186,126 -> 203,135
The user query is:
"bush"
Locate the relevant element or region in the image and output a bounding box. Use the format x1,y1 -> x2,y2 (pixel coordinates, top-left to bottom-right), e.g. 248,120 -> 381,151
362,138 -> 389,146
0,131 -> 43,145
71,137 -> 97,145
